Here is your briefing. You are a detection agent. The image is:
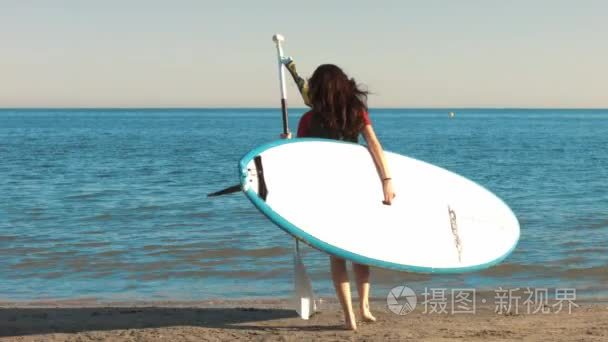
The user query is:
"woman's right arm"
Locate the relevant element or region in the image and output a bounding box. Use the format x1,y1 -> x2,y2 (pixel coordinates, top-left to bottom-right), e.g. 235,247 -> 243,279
361,124 -> 396,205
283,58 -> 312,107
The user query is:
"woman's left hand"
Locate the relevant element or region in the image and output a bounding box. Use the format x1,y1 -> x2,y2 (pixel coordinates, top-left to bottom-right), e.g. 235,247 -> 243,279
382,179 -> 396,205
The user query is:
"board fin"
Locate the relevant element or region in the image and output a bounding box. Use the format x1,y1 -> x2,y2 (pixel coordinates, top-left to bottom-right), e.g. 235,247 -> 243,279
207,184 -> 241,197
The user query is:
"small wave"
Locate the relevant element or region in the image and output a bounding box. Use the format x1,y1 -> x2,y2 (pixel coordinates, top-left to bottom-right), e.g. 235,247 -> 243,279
477,263 -> 557,277
573,217 -> 608,230
186,212 -> 212,219
136,261 -> 181,272
130,268 -> 287,281
189,246 -> 290,259
10,258 -> 56,270
560,240 -> 584,248
86,271 -> 116,279
142,244 -> 164,251
37,250 -> 80,258
132,205 -> 162,212
142,246 -> 290,261
560,266 -> 608,280
553,256 -> 588,264
64,257 -> 92,272
65,190 -> 122,200
81,230 -> 105,235
571,247 -> 608,254
0,235 -> 18,242
205,269 -> 287,279
148,241 -> 211,250
589,219 -> 608,230
39,271 -> 65,279
74,241 -> 111,248
96,250 -> 125,257
368,268 -> 433,283
162,223 -> 191,229
0,247 -> 48,256
190,259 -> 228,267
81,214 -> 114,222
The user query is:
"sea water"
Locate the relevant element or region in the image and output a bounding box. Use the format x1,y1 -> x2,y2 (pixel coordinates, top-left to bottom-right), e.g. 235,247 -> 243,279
1,108 -> 607,301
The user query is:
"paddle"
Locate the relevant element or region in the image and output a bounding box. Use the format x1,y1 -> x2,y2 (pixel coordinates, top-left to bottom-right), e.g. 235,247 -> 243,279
207,34 -> 291,197
272,35 -> 317,320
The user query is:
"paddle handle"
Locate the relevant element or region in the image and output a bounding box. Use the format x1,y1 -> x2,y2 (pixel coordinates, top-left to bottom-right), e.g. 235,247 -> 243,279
273,34 -> 289,135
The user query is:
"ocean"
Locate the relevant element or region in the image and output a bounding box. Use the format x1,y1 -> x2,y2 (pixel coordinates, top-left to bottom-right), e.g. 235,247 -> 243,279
1,108 -> 607,301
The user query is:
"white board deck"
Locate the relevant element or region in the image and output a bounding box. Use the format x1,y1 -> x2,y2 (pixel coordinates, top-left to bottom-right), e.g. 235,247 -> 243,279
240,139 -> 519,273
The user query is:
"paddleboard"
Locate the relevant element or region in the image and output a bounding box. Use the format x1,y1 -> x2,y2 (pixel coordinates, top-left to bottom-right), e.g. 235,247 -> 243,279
240,139 -> 519,273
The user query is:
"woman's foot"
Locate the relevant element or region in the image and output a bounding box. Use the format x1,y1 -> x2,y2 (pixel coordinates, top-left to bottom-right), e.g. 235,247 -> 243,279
361,310 -> 376,322
344,312 -> 358,330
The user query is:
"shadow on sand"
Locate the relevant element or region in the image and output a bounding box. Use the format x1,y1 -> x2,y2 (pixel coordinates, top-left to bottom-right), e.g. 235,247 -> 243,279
1,307 -> 343,337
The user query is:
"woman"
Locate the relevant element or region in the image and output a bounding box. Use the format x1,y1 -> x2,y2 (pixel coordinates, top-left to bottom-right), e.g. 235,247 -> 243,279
283,60 -> 395,330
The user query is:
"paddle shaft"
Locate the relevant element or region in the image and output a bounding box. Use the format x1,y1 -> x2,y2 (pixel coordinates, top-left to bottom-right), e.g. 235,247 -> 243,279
273,34 -> 289,135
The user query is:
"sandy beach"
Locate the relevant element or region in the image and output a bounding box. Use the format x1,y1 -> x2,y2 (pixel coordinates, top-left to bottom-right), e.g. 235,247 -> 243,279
2,298 -> 607,341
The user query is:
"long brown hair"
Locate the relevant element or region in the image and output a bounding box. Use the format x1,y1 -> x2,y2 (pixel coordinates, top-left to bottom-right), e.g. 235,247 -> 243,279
307,64 -> 369,142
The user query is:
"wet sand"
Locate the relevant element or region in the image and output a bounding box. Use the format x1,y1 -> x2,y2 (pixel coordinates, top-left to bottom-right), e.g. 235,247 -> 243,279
1,298 -> 607,341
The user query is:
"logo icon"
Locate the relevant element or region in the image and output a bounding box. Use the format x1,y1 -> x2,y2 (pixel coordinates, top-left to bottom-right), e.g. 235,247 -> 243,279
387,285 -> 417,315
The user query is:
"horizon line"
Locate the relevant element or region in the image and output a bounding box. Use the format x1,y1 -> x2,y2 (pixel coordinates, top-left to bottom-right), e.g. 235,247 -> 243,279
1,106 -> 607,110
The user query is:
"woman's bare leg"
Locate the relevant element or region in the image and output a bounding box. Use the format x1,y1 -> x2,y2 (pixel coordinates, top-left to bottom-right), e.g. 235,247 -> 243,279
330,256 -> 357,330
353,263 -> 376,322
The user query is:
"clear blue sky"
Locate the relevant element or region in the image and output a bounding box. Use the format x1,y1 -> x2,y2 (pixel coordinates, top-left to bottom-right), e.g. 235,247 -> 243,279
1,0 -> 606,108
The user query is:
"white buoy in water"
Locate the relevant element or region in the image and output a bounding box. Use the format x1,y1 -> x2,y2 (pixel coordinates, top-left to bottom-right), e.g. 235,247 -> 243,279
449,111 -> 455,118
